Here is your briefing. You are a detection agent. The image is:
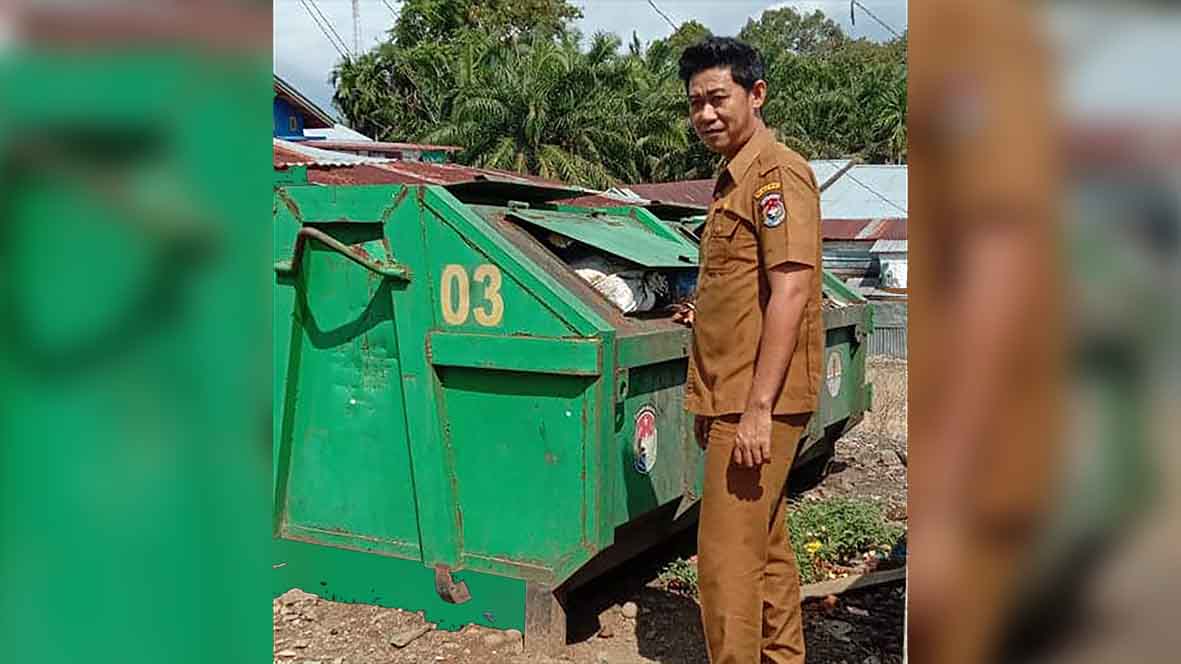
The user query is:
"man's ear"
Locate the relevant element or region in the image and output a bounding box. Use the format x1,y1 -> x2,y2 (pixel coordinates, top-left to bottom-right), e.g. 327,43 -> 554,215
750,79 -> 768,110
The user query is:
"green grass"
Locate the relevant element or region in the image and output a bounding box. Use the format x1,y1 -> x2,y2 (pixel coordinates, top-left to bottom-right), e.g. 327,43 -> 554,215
788,496 -> 903,584
655,497 -> 904,595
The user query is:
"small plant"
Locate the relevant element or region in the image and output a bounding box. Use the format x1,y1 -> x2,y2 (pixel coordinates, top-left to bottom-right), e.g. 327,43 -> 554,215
654,498 -> 903,597
656,557 -> 699,599
789,496 -> 904,584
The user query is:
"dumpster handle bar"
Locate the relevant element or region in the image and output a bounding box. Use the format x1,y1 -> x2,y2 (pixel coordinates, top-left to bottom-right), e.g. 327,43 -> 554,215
274,227 -> 411,281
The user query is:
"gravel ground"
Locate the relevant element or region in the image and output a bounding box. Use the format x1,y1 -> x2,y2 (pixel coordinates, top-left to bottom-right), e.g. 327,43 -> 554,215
274,577 -> 904,664
803,358 -> 907,524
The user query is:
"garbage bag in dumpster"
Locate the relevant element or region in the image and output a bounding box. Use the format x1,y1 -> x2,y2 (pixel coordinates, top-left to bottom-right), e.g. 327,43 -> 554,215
272,166 -> 873,651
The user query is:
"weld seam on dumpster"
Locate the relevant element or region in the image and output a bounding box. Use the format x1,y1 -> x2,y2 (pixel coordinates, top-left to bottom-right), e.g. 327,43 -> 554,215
459,555 -> 563,588
284,527 -> 422,560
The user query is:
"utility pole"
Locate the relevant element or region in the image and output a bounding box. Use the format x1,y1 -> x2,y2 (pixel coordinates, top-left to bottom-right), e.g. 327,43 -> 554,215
352,0 -> 361,56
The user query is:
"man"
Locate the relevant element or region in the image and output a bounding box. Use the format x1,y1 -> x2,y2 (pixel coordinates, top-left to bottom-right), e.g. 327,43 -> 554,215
677,38 -> 822,664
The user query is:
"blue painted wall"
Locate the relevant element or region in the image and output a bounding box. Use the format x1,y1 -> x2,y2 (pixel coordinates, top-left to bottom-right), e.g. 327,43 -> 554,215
273,97 -> 305,139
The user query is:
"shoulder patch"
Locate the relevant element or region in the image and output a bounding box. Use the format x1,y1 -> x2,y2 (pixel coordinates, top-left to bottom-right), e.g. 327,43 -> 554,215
754,181 -> 782,198
759,191 -> 786,228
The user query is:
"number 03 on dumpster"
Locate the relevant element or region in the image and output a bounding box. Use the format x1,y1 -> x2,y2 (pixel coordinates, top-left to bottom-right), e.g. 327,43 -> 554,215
440,264 -> 505,327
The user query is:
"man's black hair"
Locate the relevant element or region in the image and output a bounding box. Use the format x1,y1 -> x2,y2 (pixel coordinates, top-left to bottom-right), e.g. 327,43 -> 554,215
678,37 -> 765,92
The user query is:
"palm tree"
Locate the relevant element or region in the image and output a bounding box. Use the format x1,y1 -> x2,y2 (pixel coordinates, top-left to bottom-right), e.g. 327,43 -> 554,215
871,66 -> 907,164
424,34 -> 671,188
330,20 -> 907,187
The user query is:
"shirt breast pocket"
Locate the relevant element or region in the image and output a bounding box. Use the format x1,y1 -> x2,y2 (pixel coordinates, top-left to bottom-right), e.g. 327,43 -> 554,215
705,209 -> 752,275
703,206 -> 760,274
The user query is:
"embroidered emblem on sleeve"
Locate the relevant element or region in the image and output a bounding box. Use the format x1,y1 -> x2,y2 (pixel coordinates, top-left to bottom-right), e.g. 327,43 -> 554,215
759,191 -> 786,228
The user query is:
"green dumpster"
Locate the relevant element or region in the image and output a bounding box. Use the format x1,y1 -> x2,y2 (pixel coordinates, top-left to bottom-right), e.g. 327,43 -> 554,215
272,167 -> 872,649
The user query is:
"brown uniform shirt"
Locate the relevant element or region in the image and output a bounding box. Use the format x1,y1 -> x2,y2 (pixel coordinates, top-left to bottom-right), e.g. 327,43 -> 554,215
686,127 -> 823,417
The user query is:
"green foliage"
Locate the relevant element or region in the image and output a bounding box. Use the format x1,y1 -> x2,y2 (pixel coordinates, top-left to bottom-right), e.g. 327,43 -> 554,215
392,0 -> 582,47
738,7 -> 847,56
656,557 -> 699,599
789,497 -> 904,584
331,2 -> 907,187
646,20 -> 712,74
654,496 -> 903,597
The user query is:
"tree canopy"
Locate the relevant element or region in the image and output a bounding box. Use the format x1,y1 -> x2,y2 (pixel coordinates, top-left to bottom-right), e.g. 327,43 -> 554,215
331,2 -> 907,188
391,0 -> 582,47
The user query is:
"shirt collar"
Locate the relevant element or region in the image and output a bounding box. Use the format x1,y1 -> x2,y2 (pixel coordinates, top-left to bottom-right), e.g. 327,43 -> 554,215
724,126 -> 773,183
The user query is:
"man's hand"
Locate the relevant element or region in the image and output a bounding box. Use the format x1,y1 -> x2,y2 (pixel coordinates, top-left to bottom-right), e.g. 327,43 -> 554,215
694,415 -> 710,450
733,406 -> 773,467
670,302 -> 695,327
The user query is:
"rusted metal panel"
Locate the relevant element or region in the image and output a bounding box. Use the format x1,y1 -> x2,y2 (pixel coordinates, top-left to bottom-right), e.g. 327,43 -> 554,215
625,179 -> 716,207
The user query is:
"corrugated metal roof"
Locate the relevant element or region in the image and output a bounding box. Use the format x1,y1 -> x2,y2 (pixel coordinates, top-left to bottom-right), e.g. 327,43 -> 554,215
623,159 -> 873,207
274,147 -> 573,189
870,239 -> 909,253
559,191 -> 708,219
374,160 -> 558,185
311,140 -> 464,154
624,179 -> 715,207
821,165 -> 908,219
823,218 -> 907,241
306,164 -> 408,185
274,143 -> 313,168
305,124 -> 375,142
810,159 -> 855,189
273,138 -> 394,167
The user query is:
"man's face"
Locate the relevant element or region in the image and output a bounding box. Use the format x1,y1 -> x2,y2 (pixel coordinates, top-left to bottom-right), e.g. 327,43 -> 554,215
687,66 -> 765,157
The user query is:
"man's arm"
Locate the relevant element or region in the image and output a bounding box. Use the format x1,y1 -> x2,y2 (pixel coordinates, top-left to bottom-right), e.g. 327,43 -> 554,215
733,263 -> 812,467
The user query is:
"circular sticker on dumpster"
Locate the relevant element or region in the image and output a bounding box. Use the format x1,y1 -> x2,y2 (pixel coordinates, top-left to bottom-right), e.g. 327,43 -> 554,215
826,352 -> 843,398
633,406 -> 658,474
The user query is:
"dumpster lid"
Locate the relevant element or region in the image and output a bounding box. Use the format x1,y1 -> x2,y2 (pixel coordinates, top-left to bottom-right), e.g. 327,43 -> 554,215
444,176 -> 590,204
507,209 -> 699,269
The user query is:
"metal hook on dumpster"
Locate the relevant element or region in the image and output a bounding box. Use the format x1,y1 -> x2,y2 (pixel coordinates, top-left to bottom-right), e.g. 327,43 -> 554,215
275,227 -> 412,281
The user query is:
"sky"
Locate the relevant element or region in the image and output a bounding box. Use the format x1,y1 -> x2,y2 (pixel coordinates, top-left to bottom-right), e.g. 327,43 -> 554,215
274,0 -> 908,120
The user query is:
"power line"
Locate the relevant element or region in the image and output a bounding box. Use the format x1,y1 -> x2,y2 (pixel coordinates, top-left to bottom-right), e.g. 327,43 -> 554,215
378,0 -> 398,19
299,0 -> 348,57
843,170 -> 908,217
646,0 -> 678,32
849,0 -> 902,39
309,0 -> 351,54
304,0 -> 352,57
298,0 -> 349,59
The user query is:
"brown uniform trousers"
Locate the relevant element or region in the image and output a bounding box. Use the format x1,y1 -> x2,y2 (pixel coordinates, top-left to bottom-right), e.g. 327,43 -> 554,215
698,413 -> 810,664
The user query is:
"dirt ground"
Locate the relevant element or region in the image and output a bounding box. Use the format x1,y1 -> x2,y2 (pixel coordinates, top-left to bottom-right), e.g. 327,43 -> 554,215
274,358 -> 908,664
274,578 -> 903,664
802,358 -> 908,524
